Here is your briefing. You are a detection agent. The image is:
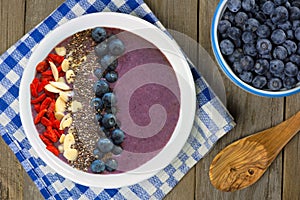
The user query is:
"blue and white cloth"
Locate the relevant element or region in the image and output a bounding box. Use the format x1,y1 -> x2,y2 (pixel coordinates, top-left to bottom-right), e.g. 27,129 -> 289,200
0,0 -> 235,199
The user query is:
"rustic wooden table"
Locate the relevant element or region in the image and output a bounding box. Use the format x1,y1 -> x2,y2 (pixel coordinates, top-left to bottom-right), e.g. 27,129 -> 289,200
0,0 -> 299,199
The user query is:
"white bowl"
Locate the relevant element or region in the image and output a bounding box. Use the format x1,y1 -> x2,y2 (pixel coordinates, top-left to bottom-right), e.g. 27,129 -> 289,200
19,13 -> 196,188
211,0 -> 300,97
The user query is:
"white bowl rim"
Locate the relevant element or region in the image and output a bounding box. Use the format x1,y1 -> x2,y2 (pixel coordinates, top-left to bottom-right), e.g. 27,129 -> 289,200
211,0 -> 300,98
19,12 -> 196,188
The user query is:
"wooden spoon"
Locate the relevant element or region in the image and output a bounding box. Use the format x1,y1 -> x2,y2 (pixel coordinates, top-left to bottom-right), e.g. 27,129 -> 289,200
209,110 -> 300,192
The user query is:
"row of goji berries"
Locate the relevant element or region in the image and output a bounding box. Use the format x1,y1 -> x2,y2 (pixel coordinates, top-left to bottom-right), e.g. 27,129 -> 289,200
30,53 -> 66,156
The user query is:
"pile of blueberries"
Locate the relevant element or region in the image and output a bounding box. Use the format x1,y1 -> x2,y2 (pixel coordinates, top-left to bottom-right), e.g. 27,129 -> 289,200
218,0 -> 300,90
89,27 -> 126,173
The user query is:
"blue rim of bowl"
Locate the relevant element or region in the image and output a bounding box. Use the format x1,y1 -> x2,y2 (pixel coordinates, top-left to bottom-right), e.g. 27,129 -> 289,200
211,0 -> 300,98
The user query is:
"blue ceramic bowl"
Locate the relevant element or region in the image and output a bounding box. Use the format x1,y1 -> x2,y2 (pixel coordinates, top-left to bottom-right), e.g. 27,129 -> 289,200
211,0 -> 300,97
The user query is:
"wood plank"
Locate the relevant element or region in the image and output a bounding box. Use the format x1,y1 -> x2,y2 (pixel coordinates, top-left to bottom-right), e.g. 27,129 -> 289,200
0,1 -> 26,199
144,0 -> 198,199
284,94 -> 300,199
196,0 -> 284,199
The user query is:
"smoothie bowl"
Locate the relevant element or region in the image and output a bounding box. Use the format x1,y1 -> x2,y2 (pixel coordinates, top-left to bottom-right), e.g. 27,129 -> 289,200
19,13 -> 196,188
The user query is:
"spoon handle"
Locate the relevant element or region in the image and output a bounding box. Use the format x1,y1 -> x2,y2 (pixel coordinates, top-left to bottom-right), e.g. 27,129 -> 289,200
249,110 -> 300,162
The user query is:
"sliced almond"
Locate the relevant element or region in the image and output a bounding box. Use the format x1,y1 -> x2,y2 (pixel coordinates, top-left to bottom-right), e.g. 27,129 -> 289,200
55,47 -> 66,57
61,59 -> 70,72
58,145 -> 64,153
49,81 -> 71,91
62,117 -> 73,130
55,111 -> 65,121
55,96 -> 66,113
49,61 -> 59,81
68,126 -> 76,135
59,113 -> 71,130
63,149 -> 78,161
71,100 -> 82,113
59,91 -> 71,102
44,84 -> 62,93
66,70 -> 76,84
59,134 -> 66,144
63,133 -> 75,150
57,77 -> 66,83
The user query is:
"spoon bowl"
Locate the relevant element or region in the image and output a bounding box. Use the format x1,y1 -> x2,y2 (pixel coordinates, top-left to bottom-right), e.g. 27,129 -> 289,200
209,110 -> 300,192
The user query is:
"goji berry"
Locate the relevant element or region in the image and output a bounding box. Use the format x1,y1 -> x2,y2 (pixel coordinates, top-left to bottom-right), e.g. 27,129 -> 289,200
44,90 -> 57,99
53,120 -> 61,129
46,145 -> 59,156
47,54 -> 64,64
34,104 -> 40,113
34,109 -> 47,124
38,79 -> 49,93
53,129 -> 61,138
44,130 -> 58,143
31,93 -> 46,104
30,83 -> 38,98
36,61 -> 49,72
40,97 -> 52,110
41,70 -> 53,76
39,134 -> 52,146
41,117 -> 52,127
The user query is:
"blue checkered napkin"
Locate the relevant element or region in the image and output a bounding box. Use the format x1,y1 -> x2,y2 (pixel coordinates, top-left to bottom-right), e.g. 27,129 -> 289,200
0,0 -> 235,199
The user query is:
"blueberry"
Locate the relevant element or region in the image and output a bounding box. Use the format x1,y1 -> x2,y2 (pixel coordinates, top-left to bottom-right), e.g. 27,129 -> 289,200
93,80 -> 110,97
241,0 -> 255,11
102,92 -> 117,107
239,71 -> 253,83
105,71 -> 118,83
264,19 -> 276,30
223,11 -> 235,23
260,53 -> 272,60
99,54 -> 118,70
112,145 -> 123,155
290,6 -> 300,20
262,1 -> 275,15
105,158 -> 118,172
220,39 -> 235,55
291,1 -> 300,7
240,55 -> 254,70
252,75 -> 267,89
256,25 -> 271,38
295,27 -> 300,41
292,20 -> 300,30
102,113 -> 117,129
108,38 -> 125,56
268,78 -> 283,90
235,12 -> 248,27
254,11 -> 267,23
243,43 -> 257,56
271,29 -> 286,45
283,77 -> 297,89
284,62 -> 299,77
97,138 -> 114,153
297,72 -> 300,81
94,41 -> 108,57
92,27 -> 107,43
283,40 -> 297,55
273,46 -> 288,60
254,59 -> 269,75
227,0 -> 241,13
90,97 -> 103,111
271,6 -> 289,24
100,126 -> 111,137
105,106 -> 117,114
218,20 -> 232,34
270,60 -> 285,74
94,68 -> 104,79
228,49 -> 243,63
256,39 -> 272,55
90,160 -> 105,173
274,0 -> 287,6
233,61 -> 243,74
233,38 -> 242,48
93,149 -> 104,159
244,18 -> 260,31
242,31 -> 256,43
227,27 -> 242,41
95,113 -> 103,123
111,129 -> 125,145
290,54 -> 300,65
286,30 -> 295,40
277,21 -> 292,31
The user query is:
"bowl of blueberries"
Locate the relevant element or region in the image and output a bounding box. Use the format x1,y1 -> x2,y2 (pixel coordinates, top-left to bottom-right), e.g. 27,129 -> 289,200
211,0 -> 300,97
